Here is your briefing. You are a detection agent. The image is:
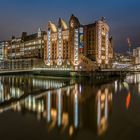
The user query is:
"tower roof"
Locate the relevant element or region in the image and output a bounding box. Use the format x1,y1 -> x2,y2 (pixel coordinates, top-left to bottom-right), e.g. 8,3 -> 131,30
48,21 -> 57,32
58,18 -> 68,30
69,14 -> 81,28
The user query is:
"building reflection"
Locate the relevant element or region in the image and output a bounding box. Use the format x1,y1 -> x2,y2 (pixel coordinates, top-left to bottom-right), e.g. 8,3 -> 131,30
9,84 -> 80,136
125,73 -> 140,94
96,87 -> 112,135
0,75 -> 80,135
125,73 -> 140,84
0,76 -> 72,104
0,76 -> 113,137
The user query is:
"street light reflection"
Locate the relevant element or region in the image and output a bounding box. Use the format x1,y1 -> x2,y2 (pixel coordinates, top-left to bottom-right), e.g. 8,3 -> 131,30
0,75 -> 115,137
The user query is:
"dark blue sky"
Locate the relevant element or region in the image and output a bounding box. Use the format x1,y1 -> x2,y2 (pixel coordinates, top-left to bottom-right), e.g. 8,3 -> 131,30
0,0 -> 140,53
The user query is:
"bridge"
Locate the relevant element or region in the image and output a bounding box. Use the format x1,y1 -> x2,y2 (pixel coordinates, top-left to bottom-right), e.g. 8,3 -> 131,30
0,67 -> 124,78
1,58 -> 137,77
121,63 -> 140,72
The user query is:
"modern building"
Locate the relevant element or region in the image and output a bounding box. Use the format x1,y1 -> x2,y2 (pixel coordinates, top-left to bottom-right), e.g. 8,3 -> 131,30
112,53 -> 133,69
0,41 -> 8,60
133,47 -> 140,64
44,15 -> 113,70
4,28 -> 46,69
0,41 -> 9,69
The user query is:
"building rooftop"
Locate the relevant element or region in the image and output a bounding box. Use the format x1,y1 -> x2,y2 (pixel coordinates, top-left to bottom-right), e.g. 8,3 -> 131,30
21,31 -> 46,41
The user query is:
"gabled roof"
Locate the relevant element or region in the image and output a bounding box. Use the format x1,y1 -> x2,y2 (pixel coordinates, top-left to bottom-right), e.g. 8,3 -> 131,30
48,21 -> 57,32
69,14 -> 81,28
58,18 -> 68,30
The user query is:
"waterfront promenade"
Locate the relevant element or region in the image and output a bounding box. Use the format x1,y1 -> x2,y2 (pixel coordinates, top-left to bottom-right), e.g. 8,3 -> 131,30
0,67 -> 125,78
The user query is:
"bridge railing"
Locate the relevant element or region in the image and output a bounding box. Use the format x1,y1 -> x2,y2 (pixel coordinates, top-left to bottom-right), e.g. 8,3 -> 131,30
121,63 -> 140,72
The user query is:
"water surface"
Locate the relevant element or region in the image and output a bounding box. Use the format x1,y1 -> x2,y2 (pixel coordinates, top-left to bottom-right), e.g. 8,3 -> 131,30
0,74 -> 140,140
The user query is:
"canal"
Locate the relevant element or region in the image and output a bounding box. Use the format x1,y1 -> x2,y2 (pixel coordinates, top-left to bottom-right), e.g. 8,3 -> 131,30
0,73 -> 140,140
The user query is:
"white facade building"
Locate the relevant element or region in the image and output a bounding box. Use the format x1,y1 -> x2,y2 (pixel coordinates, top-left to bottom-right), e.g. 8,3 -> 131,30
133,47 -> 140,64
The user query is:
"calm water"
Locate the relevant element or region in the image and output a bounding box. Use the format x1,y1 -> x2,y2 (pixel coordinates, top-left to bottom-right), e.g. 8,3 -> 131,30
0,74 -> 140,140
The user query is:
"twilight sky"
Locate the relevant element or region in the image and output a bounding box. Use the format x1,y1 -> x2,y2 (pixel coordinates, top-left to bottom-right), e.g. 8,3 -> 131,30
0,0 -> 140,53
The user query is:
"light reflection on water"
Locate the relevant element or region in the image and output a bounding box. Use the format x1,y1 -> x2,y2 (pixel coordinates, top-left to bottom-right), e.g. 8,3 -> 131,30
0,74 -> 140,140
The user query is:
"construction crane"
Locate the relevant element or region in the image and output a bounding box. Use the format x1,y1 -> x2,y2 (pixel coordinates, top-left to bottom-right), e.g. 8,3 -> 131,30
127,37 -> 132,62
127,37 -> 131,55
